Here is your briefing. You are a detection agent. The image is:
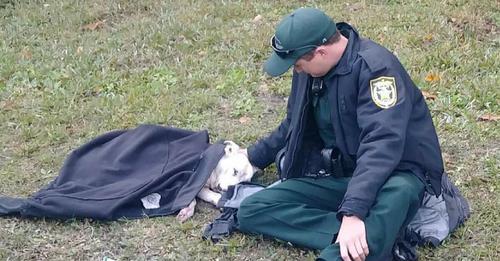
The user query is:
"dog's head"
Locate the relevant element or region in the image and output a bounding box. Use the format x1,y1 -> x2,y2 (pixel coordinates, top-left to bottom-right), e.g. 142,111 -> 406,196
206,141 -> 256,192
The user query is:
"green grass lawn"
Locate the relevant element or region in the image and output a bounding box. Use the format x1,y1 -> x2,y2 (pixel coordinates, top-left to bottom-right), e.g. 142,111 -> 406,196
0,0 -> 498,260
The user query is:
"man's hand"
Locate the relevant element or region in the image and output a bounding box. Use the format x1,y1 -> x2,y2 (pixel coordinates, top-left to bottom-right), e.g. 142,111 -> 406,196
335,215 -> 370,261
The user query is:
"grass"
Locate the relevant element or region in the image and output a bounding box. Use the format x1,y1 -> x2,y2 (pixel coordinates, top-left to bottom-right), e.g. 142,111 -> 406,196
0,0 -> 498,260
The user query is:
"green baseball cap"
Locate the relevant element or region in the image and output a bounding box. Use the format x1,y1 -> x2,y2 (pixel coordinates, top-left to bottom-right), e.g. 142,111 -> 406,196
264,8 -> 337,77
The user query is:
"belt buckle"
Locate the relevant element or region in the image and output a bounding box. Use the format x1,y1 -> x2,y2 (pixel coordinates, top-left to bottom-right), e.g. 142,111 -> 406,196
317,169 -> 331,178
304,169 -> 330,179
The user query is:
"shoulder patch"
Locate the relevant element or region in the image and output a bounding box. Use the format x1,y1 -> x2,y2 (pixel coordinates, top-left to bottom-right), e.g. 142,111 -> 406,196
370,76 -> 397,109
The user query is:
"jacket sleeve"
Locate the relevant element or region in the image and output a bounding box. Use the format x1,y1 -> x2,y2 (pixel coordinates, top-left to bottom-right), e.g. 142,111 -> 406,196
337,60 -> 415,220
246,73 -> 300,169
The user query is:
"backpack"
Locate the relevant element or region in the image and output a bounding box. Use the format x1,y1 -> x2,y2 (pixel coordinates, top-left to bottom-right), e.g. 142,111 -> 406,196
203,182 -> 266,242
393,173 -> 470,260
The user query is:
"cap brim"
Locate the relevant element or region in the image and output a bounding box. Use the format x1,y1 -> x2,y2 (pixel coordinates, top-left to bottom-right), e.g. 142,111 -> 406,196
263,46 -> 316,77
263,51 -> 297,77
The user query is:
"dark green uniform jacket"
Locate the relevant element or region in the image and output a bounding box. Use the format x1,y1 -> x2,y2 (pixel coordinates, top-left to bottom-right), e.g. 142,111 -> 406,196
247,23 -> 444,220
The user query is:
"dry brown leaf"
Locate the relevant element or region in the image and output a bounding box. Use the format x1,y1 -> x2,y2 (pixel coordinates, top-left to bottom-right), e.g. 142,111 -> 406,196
478,114 -> 500,122
0,100 -> 16,111
21,48 -> 32,60
238,116 -> 251,124
423,34 -> 433,42
425,73 -> 440,83
422,33 -> 433,47
81,20 -> 105,31
253,15 -> 262,23
421,90 -> 437,100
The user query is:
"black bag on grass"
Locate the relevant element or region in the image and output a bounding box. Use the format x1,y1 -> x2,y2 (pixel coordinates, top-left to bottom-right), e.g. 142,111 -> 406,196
393,173 -> 470,260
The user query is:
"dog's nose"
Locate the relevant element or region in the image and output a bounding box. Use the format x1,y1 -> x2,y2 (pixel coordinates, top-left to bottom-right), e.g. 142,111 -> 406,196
217,184 -> 222,191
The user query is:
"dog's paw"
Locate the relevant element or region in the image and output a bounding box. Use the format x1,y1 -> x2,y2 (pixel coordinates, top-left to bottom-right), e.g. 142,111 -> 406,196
176,206 -> 195,223
209,193 -> 222,206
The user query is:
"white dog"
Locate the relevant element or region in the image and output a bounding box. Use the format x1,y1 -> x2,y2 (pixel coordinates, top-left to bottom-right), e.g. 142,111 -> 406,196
176,141 -> 256,222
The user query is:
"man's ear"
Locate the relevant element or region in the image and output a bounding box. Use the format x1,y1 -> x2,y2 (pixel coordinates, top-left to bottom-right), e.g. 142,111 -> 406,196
315,46 -> 328,56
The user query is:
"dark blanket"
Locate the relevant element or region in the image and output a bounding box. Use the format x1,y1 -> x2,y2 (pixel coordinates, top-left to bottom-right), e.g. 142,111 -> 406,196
0,124 -> 225,220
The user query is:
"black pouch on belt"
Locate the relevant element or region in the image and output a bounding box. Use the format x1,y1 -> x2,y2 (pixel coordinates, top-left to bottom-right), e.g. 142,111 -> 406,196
321,148 -> 346,178
275,148 -> 286,176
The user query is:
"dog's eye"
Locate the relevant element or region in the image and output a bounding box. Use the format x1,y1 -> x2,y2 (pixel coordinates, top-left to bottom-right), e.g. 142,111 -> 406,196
233,169 -> 238,176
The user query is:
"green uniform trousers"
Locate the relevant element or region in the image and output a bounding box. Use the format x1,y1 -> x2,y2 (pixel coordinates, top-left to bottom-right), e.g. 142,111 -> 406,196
237,171 -> 424,261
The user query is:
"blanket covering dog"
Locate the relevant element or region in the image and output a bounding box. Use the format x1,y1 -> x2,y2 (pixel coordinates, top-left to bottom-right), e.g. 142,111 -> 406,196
0,125 -> 226,220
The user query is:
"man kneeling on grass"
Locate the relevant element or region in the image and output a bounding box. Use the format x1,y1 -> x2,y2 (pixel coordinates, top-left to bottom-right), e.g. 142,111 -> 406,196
237,8 -> 444,261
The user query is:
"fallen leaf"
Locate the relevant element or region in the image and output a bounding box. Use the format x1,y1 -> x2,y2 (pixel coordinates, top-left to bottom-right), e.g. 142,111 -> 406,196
76,46 -> 83,55
478,114 -> 500,122
425,73 -> 440,83
238,116 -> 251,124
252,15 -> 262,23
21,48 -> 32,60
81,20 -> 105,31
421,90 -> 437,100
422,33 -> 433,47
0,100 -> 16,111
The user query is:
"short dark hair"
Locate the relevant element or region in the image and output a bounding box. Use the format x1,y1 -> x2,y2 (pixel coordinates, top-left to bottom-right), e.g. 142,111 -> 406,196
300,30 -> 341,61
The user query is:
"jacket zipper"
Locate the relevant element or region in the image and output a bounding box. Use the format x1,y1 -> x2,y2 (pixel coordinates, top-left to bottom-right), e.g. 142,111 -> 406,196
284,89 -> 310,181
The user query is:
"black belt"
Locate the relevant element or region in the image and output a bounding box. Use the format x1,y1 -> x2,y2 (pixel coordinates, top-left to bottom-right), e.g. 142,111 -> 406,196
304,169 -> 332,178
275,148 -> 355,179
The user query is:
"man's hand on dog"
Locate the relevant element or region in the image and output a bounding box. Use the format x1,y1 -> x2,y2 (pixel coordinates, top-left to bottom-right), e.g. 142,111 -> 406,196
335,215 -> 370,261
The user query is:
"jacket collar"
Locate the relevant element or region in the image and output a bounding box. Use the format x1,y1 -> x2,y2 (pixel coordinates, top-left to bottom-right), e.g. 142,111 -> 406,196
324,22 -> 360,79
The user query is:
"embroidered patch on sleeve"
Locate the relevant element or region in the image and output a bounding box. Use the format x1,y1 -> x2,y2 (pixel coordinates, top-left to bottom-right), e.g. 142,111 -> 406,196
370,76 -> 397,109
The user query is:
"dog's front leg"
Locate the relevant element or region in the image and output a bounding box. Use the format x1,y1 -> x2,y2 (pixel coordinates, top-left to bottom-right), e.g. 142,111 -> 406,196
197,187 -> 222,206
176,198 -> 196,222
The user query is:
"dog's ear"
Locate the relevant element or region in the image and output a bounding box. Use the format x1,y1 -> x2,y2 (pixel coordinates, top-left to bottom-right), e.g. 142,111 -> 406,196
223,140 -> 240,155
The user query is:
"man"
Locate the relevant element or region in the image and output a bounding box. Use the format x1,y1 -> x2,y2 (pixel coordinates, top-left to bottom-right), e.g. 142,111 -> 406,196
237,7 -> 444,261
